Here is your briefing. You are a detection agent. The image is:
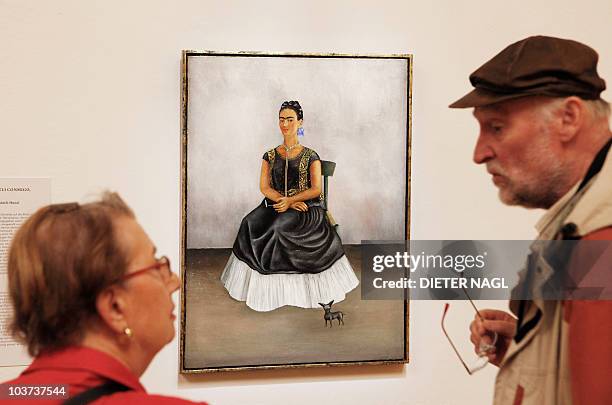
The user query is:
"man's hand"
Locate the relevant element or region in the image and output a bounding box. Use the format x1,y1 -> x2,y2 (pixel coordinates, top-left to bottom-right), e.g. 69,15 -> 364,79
469,309 -> 517,366
289,202 -> 308,212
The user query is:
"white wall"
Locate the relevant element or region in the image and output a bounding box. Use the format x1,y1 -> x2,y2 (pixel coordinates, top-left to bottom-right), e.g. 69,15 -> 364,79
1,1 -> 610,404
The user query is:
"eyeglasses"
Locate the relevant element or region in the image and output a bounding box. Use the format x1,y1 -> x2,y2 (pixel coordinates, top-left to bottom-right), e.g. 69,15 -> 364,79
441,287 -> 497,375
120,256 -> 173,283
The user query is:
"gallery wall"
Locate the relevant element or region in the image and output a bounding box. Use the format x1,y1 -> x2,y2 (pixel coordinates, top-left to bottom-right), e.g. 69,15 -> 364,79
1,1 -> 610,404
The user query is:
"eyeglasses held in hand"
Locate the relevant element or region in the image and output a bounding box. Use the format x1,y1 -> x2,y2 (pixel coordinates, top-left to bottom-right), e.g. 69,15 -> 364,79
441,287 -> 497,375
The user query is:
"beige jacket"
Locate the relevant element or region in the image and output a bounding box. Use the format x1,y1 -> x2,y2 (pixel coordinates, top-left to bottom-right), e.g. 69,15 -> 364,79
493,145 -> 612,405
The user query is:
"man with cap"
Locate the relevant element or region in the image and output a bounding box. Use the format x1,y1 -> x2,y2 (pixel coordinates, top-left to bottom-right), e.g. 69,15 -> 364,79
452,36 -> 612,405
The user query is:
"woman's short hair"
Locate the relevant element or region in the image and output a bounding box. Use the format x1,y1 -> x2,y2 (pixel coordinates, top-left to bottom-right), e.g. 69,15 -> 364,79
8,192 -> 134,356
279,100 -> 303,120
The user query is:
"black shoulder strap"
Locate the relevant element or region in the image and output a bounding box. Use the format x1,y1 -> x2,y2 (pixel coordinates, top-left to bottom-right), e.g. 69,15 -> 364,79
63,381 -> 131,405
576,138 -> 611,192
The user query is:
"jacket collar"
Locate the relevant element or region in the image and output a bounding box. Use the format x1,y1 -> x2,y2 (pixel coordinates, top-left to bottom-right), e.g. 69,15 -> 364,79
564,139 -> 612,236
536,139 -> 612,238
23,346 -> 145,392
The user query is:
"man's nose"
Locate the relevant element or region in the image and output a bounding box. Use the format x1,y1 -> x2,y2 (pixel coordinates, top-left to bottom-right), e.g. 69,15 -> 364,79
473,134 -> 494,164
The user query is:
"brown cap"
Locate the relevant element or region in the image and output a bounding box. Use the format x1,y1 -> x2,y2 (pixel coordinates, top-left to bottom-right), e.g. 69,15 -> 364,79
449,36 -> 606,108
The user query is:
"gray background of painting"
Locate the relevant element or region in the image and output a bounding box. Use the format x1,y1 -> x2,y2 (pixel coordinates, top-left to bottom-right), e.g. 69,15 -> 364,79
186,56 -> 408,248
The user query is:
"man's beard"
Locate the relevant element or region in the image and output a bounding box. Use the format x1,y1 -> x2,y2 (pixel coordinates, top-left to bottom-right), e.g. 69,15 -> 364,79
491,160 -> 570,209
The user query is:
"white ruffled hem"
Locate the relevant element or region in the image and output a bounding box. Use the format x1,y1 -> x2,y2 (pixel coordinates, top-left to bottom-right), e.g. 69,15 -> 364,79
220,253 -> 359,312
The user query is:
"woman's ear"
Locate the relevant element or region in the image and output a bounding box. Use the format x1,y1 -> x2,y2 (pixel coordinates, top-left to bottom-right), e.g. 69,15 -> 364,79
95,286 -> 128,335
557,96 -> 584,143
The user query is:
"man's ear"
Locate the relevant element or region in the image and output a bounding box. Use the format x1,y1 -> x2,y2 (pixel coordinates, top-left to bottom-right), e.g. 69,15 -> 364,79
557,96 -> 585,143
95,286 -> 128,335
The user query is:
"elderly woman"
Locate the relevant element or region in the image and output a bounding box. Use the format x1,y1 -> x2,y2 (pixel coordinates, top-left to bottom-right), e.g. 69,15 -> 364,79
221,100 -> 359,311
3,193 -> 204,404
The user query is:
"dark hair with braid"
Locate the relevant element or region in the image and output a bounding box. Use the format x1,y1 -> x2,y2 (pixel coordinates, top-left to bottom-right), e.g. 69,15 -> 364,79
279,100 -> 303,120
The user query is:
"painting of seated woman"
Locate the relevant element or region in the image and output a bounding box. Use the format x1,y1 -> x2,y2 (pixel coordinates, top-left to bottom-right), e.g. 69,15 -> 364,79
221,100 -> 359,311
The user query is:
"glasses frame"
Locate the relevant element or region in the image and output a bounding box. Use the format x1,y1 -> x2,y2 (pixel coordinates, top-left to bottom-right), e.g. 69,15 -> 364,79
120,255 -> 172,282
441,286 -> 497,375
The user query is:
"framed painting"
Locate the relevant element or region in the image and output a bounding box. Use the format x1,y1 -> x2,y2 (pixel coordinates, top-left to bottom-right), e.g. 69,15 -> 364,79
180,51 -> 412,373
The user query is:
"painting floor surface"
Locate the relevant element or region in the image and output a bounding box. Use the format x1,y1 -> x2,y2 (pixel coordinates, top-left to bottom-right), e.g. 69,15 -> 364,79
183,245 -> 406,370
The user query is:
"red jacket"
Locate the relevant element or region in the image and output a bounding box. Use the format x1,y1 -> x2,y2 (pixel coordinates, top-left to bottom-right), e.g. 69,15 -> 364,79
565,227 -> 612,405
0,346 -> 206,404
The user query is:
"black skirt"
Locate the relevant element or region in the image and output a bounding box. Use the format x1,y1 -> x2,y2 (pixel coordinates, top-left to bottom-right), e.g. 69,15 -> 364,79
232,199 -> 345,275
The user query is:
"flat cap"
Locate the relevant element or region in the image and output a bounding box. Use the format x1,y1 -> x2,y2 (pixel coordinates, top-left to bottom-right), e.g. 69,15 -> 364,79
450,35 -> 606,108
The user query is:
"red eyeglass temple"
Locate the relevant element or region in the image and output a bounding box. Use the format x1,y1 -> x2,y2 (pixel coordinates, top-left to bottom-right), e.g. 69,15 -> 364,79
441,302 -> 474,375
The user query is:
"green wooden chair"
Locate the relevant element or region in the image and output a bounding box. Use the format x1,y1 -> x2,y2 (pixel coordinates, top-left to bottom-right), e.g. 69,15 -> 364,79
320,160 -> 338,227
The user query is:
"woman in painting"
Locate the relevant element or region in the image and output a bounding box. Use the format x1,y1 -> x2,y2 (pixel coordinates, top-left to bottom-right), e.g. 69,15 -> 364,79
221,100 -> 359,312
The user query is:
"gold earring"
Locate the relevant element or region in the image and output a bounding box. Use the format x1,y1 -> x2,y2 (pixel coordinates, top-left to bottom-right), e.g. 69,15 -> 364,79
123,327 -> 133,338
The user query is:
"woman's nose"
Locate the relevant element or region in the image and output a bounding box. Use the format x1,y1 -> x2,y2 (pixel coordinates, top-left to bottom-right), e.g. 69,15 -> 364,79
168,272 -> 180,294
